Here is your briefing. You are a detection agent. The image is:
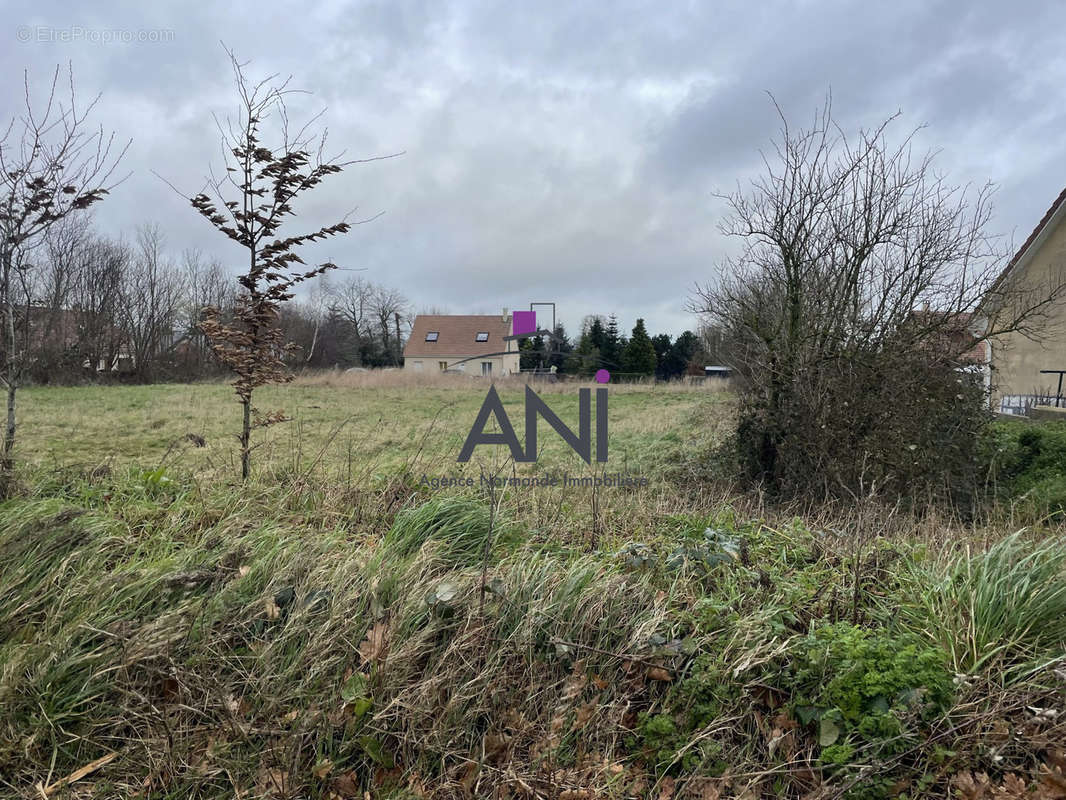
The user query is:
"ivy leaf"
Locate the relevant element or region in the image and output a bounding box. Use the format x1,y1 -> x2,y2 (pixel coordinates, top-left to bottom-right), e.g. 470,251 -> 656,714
359,736 -> 394,767
341,673 -> 368,703
819,718 -> 841,747
426,581 -> 459,608
348,696 -> 373,719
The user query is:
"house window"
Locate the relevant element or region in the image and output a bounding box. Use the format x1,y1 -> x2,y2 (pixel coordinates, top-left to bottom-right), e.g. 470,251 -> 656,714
425,331 -> 439,342
439,361 -> 448,371
475,332 -> 489,342
481,362 -> 492,376
412,361 -> 423,371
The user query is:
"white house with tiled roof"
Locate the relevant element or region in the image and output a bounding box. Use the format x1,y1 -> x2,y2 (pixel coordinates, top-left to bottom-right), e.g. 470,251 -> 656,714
402,312 -> 520,376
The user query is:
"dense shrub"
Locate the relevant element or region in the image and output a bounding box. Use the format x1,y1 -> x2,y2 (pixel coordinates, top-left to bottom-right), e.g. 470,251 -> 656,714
731,360 -> 991,504
983,420 -> 1066,519
690,99 -> 1050,507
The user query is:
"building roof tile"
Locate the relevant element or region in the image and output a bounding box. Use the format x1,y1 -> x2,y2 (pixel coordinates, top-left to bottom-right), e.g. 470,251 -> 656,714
403,314 -> 514,358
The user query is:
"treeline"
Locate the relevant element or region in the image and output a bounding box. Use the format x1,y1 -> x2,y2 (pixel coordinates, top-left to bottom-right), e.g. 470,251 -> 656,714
16,215 -> 712,386
11,216 -> 410,384
520,313 -> 708,380
16,221 -> 711,387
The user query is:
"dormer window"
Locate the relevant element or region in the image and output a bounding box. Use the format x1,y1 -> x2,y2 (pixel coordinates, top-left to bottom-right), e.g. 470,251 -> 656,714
425,331 -> 439,342
475,332 -> 489,342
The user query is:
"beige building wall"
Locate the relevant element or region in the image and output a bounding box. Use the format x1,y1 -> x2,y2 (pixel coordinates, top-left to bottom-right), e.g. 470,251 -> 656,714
404,352 -> 520,376
989,215 -> 1066,408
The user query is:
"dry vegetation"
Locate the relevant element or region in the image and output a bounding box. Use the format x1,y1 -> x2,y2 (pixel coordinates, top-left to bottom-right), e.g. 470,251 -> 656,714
1,377 -> 1064,800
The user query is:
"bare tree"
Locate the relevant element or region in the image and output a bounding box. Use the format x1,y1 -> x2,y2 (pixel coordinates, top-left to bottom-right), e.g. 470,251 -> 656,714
691,96 -> 1065,502
178,249 -> 231,376
19,215 -> 91,381
120,224 -> 181,380
72,235 -> 128,376
301,274 -> 332,365
188,50 -> 391,479
372,285 -> 408,365
39,213 -> 89,318
0,65 -> 127,488
332,275 -> 375,364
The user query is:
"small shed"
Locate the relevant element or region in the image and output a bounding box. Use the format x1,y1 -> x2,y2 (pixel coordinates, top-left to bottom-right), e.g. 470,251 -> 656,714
704,365 -> 732,379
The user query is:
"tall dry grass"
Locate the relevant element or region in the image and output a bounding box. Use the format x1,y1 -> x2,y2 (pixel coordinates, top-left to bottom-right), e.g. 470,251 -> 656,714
291,366 -> 733,394
2,380 -> 1064,798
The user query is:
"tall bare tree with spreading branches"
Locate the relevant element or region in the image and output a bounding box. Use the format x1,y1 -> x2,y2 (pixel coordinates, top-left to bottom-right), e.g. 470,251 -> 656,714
692,96 -> 1065,503
189,51 -> 392,479
0,65 -> 127,491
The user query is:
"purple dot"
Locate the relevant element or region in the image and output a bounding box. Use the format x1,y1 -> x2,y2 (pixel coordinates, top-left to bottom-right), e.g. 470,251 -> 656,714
594,369 -> 610,384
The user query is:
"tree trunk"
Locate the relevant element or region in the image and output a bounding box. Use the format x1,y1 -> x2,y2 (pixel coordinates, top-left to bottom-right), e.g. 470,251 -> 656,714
240,396 -> 251,480
4,378 -> 14,464
1,251 -> 17,494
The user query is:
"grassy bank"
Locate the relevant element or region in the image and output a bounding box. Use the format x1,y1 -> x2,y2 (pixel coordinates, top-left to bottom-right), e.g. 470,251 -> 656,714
1,380 -> 1064,798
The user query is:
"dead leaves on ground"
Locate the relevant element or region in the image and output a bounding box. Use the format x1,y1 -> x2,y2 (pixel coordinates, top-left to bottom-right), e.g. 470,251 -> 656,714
647,666 -> 674,682
253,765 -> 292,798
945,749 -> 1066,800
263,597 -> 281,620
952,770 -> 1065,799
358,621 -> 389,664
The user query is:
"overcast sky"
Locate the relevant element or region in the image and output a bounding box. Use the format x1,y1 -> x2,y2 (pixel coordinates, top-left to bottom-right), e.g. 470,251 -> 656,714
4,0 -> 1066,337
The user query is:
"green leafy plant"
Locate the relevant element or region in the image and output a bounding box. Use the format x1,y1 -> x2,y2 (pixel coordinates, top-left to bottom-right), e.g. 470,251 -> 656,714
140,466 -> 174,497
983,421 -> 1066,519
632,654 -> 735,774
778,622 -> 953,796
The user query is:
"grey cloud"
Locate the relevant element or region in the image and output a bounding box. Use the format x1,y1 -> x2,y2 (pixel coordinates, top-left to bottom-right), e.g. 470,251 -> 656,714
3,0 -> 1066,338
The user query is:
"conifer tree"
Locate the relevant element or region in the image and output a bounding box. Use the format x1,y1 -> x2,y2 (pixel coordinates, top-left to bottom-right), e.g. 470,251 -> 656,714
622,318 -> 657,376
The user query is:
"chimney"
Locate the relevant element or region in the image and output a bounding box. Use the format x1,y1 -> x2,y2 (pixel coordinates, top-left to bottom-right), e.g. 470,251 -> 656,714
502,306 -> 509,322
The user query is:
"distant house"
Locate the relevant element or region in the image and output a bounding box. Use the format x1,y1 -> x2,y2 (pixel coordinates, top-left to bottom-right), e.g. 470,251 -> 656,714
905,308 -> 990,391
703,365 -> 732,379
981,186 -> 1066,413
402,312 -> 520,376
19,304 -> 135,376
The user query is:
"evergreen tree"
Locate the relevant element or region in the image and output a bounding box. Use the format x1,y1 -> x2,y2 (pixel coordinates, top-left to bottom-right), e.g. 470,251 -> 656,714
565,336 -> 598,376
547,323 -> 573,372
622,318 -> 657,377
519,335 -> 542,370
662,330 -> 699,378
567,320 -> 601,376
587,316 -> 607,354
603,313 -> 622,368
651,333 -> 672,378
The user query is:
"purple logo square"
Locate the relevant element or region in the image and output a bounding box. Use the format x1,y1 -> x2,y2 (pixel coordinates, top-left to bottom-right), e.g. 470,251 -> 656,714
512,310 -> 536,336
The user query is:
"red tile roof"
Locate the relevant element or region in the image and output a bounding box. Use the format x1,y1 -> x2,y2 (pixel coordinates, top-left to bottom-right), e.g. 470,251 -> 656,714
908,309 -> 989,365
403,314 -> 514,358
961,338 -> 987,365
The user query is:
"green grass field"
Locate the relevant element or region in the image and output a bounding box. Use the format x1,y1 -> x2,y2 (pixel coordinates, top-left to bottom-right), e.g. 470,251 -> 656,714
2,376 -> 1064,799
18,376 -> 725,479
